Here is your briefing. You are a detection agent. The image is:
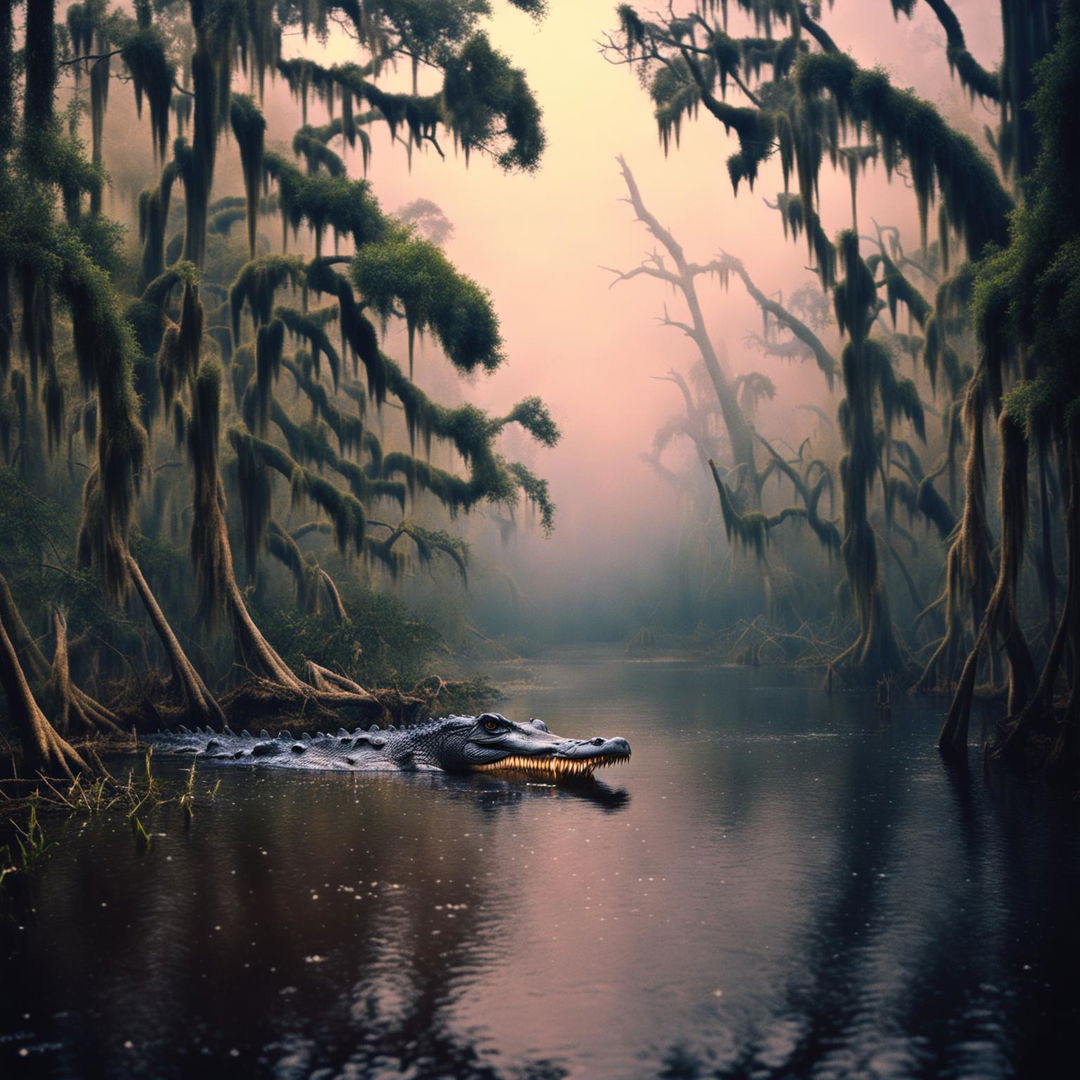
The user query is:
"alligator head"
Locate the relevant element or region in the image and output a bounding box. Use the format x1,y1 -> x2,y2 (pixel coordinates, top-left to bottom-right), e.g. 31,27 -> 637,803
443,713 -> 631,779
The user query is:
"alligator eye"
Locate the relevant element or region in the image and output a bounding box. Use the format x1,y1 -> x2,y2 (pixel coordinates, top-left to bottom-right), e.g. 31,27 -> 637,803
483,718 -> 501,733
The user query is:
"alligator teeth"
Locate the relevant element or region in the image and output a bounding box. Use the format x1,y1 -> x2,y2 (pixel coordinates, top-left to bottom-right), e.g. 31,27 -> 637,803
473,752 -> 630,779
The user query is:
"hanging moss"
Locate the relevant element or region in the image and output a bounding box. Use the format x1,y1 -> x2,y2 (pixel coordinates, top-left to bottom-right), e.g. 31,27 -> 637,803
439,32 -> 545,170
229,94 -> 266,258
829,231 -> 911,678
307,115 -> 374,172
41,369 -> 63,452
24,0 -> 57,134
253,317 -> 284,435
60,230 -> 149,604
277,304 -> 341,388
795,51 -> 1012,259
188,362 -> 228,621
179,3 -> 240,270
66,3 -> 97,62
997,0 -> 1056,183
867,250 -> 931,329
172,91 -> 192,137
265,152 -> 387,254
921,265 -> 974,395
228,428 -> 367,557
504,462 -> 555,535
208,204 -> 247,237
362,82 -> 442,162
266,520 -> 321,611
237,0 -> 280,98
306,261 -> 387,398
369,521 -> 469,584
276,57 -> 336,125
121,25 -> 174,160
66,2 -> 112,214
292,125 -> 346,177
233,425 -> 273,578
768,192 -> 836,288
19,264 -> 54,390
229,253 -> 304,342
351,229 -> 502,374
156,278 -> 203,416
837,144 -> 877,229
260,395 -> 401,511
505,396 -> 559,447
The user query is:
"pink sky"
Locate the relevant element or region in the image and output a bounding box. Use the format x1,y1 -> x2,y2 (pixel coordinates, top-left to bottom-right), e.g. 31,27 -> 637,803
100,0 -> 1005,616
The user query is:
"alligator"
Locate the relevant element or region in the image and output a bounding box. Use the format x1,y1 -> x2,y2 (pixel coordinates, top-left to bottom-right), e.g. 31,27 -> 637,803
146,713 -> 631,780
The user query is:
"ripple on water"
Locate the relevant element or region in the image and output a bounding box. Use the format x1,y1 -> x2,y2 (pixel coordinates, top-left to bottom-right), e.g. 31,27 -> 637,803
1,658 -> 1078,1079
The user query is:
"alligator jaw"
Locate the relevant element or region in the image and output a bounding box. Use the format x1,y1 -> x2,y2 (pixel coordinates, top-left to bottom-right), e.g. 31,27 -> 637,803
472,751 -> 631,780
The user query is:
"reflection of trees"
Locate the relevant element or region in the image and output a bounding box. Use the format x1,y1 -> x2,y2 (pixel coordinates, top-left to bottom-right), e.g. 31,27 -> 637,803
652,731 -> 1074,1079
0,770 -> 629,1078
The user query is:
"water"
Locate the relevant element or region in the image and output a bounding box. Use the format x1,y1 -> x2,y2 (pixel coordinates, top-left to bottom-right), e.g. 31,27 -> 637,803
2,655 -> 1079,1079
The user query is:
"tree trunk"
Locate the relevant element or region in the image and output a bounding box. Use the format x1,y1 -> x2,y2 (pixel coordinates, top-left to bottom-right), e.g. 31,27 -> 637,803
47,608 -> 123,735
0,619 -> 89,779
0,572 -> 120,734
126,552 -> 227,727
226,572 -> 307,688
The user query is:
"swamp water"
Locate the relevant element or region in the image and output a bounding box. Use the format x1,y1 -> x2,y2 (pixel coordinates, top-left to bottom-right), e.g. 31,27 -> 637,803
2,655 -> 1079,1079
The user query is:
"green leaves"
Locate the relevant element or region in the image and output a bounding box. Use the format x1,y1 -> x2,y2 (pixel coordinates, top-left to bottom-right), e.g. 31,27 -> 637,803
265,153 -> 387,251
351,229 -> 502,373
441,32 -> 545,170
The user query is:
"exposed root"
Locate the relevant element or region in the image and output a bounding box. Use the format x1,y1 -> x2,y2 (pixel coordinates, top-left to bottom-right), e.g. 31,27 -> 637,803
0,620 -> 93,781
303,659 -> 375,699
47,609 -> 124,735
127,553 -> 226,728
218,676 -> 387,728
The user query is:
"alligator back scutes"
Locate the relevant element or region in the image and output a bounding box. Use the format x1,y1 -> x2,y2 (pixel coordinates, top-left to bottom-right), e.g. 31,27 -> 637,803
173,717 -> 455,740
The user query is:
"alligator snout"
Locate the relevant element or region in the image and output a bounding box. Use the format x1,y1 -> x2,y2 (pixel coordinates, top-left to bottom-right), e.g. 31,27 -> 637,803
554,735 -> 632,761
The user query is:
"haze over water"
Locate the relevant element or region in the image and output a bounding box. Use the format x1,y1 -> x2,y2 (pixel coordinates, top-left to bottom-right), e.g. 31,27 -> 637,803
3,656 -> 1077,1078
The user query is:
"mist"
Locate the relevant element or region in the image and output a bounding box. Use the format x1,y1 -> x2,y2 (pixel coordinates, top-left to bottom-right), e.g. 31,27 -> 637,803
73,1 -> 1004,651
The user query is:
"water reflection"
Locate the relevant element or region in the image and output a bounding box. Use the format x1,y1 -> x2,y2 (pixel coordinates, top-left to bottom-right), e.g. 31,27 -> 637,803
2,658 -> 1078,1079
396,771 -> 631,814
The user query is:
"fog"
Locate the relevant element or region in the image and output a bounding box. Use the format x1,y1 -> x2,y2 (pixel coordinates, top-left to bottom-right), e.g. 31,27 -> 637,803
97,0 -> 1005,646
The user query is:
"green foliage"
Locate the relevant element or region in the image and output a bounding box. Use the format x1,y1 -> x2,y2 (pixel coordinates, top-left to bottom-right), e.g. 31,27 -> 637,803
292,124 -> 346,177
265,152 -> 387,252
256,586 -> 443,690
506,396 -> 559,446
351,228 -> 502,373
771,192 -> 835,287
230,254 -> 304,341
972,0 -> 1080,438
796,51 -> 1011,257
441,32 -> 545,170
120,24 -> 174,159
505,461 -> 555,534
0,0 -> 559,720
